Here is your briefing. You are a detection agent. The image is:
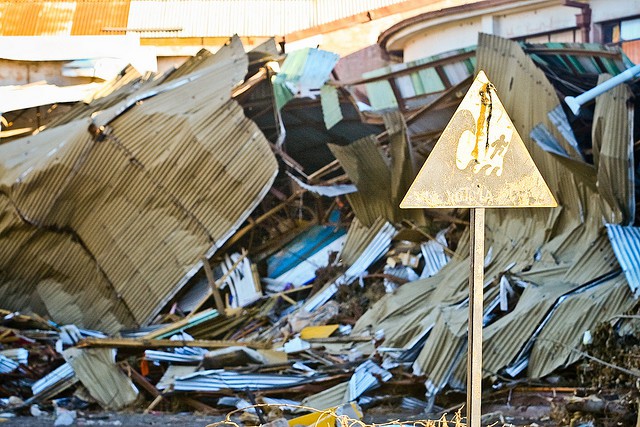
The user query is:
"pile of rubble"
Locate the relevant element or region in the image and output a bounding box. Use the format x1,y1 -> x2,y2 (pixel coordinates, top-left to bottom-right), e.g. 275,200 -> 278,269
2,32 -> 640,426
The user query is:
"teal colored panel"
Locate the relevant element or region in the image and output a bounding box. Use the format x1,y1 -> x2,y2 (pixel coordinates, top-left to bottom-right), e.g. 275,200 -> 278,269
363,66 -> 398,111
417,68 -> 445,93
320,84 -> 342,129
272,47 -> 339,110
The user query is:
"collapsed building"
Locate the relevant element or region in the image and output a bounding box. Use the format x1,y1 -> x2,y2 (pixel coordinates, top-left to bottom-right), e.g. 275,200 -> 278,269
1,30 -> 640,425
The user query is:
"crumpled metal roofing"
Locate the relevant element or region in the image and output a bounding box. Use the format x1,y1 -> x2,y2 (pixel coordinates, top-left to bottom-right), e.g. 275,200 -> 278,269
329,127 -> 423,227
304,217 -> 396,312
173,370 -> 313,392
351,33 -> 637,399
606,224 -> 640,297
0,37 -> 278,333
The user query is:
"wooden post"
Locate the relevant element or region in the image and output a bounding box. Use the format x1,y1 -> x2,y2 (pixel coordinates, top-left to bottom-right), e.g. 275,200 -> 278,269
202,257 -> 226,315
467,208 -> 484,427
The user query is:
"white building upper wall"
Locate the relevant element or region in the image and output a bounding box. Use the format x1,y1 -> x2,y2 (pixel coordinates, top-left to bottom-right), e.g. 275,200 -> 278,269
590,0 -> 640,24
385,0 -> 640,63
403,19 -> 483,61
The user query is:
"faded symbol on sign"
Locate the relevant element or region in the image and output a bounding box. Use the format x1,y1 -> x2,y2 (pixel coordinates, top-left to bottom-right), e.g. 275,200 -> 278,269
455,83 -> 513,176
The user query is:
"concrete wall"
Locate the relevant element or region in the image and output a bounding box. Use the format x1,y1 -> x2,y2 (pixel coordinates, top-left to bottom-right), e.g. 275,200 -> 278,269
0,59 -> 96,86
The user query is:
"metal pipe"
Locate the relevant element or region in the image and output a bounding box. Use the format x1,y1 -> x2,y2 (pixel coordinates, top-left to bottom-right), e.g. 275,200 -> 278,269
564,0 -> 591,43
564,62 -> 640,115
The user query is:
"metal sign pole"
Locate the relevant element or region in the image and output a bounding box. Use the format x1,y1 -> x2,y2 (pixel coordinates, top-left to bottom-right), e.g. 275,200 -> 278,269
400,70 -> 557,427
467,207 -> 484,427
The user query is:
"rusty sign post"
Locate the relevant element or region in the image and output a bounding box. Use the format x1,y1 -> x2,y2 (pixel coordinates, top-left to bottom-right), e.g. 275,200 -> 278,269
401,70 -> 556,427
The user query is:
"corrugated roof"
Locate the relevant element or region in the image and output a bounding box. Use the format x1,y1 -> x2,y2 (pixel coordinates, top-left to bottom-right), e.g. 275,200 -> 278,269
71,0 -> 131,35
0,0 -> 412,37
0,36 -> 278,333
127,0 -> 412,38
0,0 -> 130,36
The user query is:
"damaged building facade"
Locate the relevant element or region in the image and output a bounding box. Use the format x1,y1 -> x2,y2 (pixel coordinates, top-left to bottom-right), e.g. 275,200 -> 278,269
2,0 -> 640,425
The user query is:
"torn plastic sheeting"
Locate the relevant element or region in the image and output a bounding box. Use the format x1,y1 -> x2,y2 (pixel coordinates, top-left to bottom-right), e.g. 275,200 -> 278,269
346,360 -> 392,401
606,224 -> 640,297
172,370 -> 314,392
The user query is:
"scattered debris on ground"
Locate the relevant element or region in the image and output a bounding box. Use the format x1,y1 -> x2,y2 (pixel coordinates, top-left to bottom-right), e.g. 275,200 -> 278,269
2,32 -> 640,427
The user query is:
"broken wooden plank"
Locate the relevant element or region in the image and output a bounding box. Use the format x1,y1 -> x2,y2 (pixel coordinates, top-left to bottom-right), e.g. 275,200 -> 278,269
77,337 -> 271,350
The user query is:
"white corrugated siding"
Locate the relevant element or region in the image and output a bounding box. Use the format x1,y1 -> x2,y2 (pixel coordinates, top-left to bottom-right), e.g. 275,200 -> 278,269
127,0 -> 411,37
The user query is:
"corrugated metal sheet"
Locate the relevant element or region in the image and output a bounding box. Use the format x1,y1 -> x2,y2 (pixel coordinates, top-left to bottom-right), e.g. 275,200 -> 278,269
128,0 -> 314,38
0,354 -> 18,373
346,360 -> 391,401
607,224 -> 640,297
173,370 -> 312,392
528,273 -> 634,379
301,381 -> 348,410
329,136 -> 396,226
31,362 -> 76,396
420,230 -> 449,278
127,0 -> 410,38
46,65 -> 158,129
303,217 -> 395,312
71,0 -> 130,35
327,113 -> 422,227
144,350 -> 203,363
63,347 -> 138,410
350,33 -> 635,402
0,348 -> 29,365
0,0 -> 130,36
0,36 -> 278,333
592,73 -> 635,225
0,0 -> 410,37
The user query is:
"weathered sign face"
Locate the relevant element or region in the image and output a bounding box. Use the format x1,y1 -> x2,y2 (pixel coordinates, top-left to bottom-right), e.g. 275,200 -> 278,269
400,70 -> 557,209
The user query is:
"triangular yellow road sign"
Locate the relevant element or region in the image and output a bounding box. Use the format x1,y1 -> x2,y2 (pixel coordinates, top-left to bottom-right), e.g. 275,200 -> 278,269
401,70 -> 557,208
